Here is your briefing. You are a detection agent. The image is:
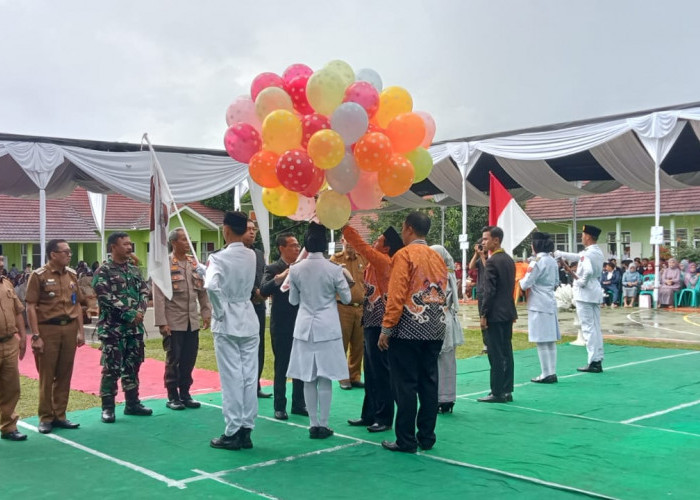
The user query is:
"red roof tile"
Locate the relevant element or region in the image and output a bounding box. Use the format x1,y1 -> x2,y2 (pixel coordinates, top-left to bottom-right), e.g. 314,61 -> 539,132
525,185 -> 700,221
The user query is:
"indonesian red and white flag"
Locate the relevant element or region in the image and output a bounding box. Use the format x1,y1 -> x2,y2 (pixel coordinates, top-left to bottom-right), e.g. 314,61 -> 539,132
148,150 -> 175,300
489,172 -> 536,255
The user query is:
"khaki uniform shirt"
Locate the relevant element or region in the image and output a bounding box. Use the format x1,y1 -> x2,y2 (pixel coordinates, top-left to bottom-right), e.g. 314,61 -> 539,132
330,250 -> 367,305
25,262 -> 83,323
153,254 -> 211,331
0,276 -> 24,336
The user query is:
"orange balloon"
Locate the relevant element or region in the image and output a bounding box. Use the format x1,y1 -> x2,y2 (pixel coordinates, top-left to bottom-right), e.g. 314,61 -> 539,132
378,154 -> 415,197
249,150 -> 281,188
353,132 -> 392,172
385,113 -> 426,153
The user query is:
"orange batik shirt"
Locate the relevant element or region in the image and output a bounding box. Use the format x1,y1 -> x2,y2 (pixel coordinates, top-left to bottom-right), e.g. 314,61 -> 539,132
381,241 -> 448,341
342,226 -> 392,327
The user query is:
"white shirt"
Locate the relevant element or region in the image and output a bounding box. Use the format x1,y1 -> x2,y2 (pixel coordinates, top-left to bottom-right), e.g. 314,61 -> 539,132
556,245 -> 604,303
204,242 -> 259,337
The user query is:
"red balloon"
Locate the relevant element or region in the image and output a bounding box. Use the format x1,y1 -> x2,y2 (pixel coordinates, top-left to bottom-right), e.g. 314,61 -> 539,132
301,113 -> 331,148
251,72 -> 284,101
286,75 -> 315,115
343,81 -> 380,118
224,123 -> 261,163
282,63 -> 313,86
299,166 -> 325,197
276,149 -> 317,193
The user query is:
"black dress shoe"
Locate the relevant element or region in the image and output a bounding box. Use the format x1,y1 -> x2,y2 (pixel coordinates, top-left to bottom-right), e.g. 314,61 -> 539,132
101,409 -> 115,423
38,421 -> 53,434
166,399 -> 186,410
578,361 -> 603,373
309,426 -> 319,438
291,407 -> 309,416
437,402 -> 454,414
367,423 -> 391,433
1,430 -> 27,441
257,390 -> 272,398
238,428 -> 253,449
477,394 -> 507,403
181,398 -> 201,409
274,410 -> 289,420
350,380 -> 365,388
124,403 -> 153,416
531,374 -> 558,384
339,381 -> 352,390
418,440 -> 434,451
53,419 -> 80,429
313,427 -> 334,439
381,440 -> 416,453
210,433 -> 242,450
505,393 -> 513,402
347,418 -> 371,426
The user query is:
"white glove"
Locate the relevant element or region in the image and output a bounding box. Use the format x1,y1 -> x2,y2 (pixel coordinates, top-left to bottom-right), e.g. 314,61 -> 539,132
553,250 -> 562,259
195,263 -> 207,278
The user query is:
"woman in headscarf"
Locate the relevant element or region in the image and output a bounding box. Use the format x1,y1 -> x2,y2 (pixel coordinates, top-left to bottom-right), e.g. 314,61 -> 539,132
658,258 -> 681,307
684,262 -> 699,289
429,245 -> 464,413
621,263 -> 642,307
519,233 -> 560,384
286,223 -> 352,439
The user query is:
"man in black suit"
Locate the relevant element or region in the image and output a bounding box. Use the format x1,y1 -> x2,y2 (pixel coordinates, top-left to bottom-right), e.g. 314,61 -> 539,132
260,233 -> 306,420
478,226 -> 518,404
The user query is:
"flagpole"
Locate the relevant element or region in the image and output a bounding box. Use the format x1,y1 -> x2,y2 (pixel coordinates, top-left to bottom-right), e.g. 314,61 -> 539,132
142,133 -> 200,264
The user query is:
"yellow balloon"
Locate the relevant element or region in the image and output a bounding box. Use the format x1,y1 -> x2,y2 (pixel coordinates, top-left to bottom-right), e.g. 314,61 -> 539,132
262,110 -> 302,154
306,68 -> 347,116
324,59 -> 355,88
404,147 -> 434,182
255,86 -> 294,122
262,185 -> 299,216
315,189 -> 351,230
307,129 -> 345,170
375,86 -> 413,128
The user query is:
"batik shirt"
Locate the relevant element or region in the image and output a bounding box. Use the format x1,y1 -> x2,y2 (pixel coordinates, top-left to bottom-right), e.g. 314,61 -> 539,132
381,240 -> 448,341
92,260 -> 149,340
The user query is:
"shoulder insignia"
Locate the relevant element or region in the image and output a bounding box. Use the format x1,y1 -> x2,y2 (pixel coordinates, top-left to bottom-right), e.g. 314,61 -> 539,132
35,267 -> 47,275
535,256 -> 541,262
67,267 -> 77,275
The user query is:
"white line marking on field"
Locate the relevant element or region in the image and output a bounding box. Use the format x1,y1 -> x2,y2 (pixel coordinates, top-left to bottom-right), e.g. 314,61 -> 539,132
198,402 -> 615,499
456,350 -> 700,399
627,311 -> 700,337
189,469 -> 279,499
620,399 -> 700,424
17,421 -> 186,489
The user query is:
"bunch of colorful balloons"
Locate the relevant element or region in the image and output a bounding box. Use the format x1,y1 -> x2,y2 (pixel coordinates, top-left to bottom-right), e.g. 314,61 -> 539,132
224,60 -> 436,229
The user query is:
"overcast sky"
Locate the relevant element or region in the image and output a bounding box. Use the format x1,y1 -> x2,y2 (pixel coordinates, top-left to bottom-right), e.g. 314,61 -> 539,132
2,0 -> 699,149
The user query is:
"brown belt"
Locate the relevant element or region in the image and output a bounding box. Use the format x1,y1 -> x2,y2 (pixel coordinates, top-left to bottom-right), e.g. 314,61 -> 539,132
338,301 -> 362,308
41,317 -> 76,326
0,335 -> 15,343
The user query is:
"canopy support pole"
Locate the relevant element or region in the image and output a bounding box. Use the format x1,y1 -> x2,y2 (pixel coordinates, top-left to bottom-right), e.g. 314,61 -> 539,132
654,157 -> 660,308
39,188 -> 46,265
461,171 -> 468,298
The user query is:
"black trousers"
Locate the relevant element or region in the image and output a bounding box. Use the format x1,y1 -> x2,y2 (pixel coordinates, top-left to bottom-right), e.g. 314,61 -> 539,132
484,321 -> 514,397
254,304 -> 266,390
359,326 -> 394,426
271,327 -> 304,412
388,338 -> 442,450
162,327 -> 199,397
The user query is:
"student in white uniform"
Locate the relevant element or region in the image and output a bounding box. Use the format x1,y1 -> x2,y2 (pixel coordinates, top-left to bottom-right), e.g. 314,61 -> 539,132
520,233 -> 560,383
555,225 -> 605,373
205,211 -> 260,450
287,223 -> 352,439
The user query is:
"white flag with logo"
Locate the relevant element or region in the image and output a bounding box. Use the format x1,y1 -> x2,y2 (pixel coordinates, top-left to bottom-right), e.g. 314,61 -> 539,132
148,152 -> 174,300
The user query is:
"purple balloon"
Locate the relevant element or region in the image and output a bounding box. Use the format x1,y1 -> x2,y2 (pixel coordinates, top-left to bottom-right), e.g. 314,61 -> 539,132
331,102 -> 369,145
326,152 -> 360,194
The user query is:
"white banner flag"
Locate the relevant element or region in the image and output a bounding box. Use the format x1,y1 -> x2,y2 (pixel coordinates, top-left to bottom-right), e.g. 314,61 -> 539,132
147,149 -> 175,300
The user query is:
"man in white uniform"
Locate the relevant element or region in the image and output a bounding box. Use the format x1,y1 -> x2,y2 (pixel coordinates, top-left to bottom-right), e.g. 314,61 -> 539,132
205,211 -> 260,450
555,225 -> 605,373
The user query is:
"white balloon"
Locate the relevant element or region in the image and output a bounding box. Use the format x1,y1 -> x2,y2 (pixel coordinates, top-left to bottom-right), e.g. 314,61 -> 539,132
326,152 -> 360,194
330,102 -> 368,145
356,68 -> 383,92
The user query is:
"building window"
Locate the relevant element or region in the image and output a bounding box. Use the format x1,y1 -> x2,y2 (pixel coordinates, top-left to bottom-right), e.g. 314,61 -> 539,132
20,244 -> 41,269
201,242 -> 216,262
576,232 -> 584,252
606,231 -> 630,256
551,233 -> 569,252
663,228 -> 688,246
694,228 -> 700,248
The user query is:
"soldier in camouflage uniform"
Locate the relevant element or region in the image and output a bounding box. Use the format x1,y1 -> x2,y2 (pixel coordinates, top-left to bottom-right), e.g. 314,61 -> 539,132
92,232 -> 152,423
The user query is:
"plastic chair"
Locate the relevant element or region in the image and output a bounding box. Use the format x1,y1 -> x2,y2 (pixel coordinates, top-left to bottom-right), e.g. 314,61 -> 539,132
639,275 -> 655,307
676,279 -> 700,307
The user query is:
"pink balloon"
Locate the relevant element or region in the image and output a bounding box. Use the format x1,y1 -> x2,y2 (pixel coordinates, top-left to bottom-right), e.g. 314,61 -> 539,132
349,170 -> 384,210
275,149 -> 317,193
343,81 -> 380,118
283,63 -> 313,86
301,113 -> 331,148
415,111 -> 436,148
225,96 -> 262,132
251,72 -> 284,101
224,123 -> 262,163
286,75 -> 315,115
288,195 -> 317,221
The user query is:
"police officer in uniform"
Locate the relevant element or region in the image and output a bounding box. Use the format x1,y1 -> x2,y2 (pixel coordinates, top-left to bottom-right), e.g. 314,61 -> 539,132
0,272 -> 28,441
25,239 -> 85,434
93,232 -> 151,423
555,225 -> 605,373
153,228 -> 211,410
